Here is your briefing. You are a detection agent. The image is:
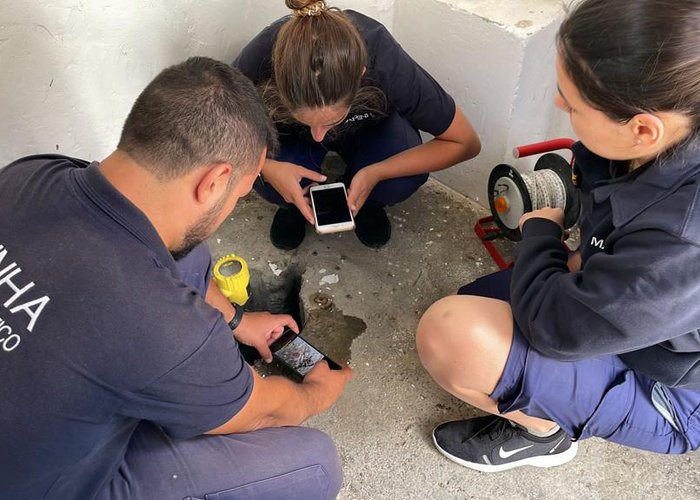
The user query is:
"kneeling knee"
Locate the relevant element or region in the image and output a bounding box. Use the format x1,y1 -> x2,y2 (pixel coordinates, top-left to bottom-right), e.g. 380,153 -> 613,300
416,295 -> 510,371
302,429 -> 343,498
416,296 -> 480,360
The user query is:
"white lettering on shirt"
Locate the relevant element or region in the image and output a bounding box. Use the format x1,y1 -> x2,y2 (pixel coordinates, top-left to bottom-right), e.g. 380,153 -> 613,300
344,112 -> 374,124
0,316 -> 20,351
591,236 -> 605,250
0,244 -> 50,335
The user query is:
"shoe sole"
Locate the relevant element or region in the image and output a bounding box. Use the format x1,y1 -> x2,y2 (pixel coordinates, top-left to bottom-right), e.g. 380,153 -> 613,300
355,236 -> 390,248
432,431 -> 578,473
270,240 -> 302,251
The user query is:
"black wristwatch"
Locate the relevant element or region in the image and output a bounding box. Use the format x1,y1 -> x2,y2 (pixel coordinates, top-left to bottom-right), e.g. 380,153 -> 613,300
227,303 -> 244,331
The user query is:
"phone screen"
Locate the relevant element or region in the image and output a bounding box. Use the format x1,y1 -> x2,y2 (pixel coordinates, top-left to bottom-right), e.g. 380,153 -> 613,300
273,334 -> 326,376
311,186 -> 352,226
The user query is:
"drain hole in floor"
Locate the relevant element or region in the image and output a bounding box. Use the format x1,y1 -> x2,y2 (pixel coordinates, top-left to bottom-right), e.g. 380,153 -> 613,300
245,263 -> 304,326
242,262 -> 366,378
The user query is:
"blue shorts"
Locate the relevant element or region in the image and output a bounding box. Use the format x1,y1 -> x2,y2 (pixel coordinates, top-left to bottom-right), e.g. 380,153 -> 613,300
458,269 -> 700,454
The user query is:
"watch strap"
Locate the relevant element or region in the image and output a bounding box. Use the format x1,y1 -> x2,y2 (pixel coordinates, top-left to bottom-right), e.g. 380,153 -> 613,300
227,303 -> 244,331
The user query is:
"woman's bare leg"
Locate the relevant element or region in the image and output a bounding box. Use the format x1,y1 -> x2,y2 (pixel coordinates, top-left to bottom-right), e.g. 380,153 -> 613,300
416,294 -> 555,432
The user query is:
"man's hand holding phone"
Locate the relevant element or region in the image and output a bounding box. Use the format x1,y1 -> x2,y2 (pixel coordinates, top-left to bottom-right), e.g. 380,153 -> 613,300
269,327 -> 353,415
302,360 -> 353,415
261,159 -> 326,224
233,312 -> 299,363
208,334 -> 352,434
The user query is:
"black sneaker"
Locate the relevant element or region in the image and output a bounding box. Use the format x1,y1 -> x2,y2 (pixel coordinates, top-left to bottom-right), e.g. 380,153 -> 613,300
433,415 -> 577,472
270,206 -> 306,250
354,203 -> 391,248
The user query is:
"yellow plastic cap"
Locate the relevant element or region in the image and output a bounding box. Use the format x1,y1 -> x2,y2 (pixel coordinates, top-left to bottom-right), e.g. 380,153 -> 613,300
212,254 -> 250,306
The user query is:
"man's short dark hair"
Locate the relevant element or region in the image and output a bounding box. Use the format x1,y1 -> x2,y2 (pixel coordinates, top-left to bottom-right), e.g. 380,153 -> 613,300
118,56 -> 277,180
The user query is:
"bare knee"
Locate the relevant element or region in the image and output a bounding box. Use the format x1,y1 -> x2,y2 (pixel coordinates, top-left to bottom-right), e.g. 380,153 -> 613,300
416,295 -> 465,365
417,295 -> 490,363
416,295 -> 513,393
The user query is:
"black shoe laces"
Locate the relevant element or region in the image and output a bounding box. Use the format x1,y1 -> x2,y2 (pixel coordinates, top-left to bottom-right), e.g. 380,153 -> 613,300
463,417 -> 515,444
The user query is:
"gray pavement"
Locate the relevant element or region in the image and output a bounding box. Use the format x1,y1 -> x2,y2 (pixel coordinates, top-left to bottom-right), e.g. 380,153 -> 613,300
209,173 -> 699,500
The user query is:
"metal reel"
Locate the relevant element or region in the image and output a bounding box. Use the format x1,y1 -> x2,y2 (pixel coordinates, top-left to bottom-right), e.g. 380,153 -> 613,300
487,163 -> 531,241
487,154 -> 580,241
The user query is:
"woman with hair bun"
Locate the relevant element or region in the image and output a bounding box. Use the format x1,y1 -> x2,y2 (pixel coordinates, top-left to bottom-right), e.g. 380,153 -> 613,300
418,0 -> 700,472
234,0 -> 480,249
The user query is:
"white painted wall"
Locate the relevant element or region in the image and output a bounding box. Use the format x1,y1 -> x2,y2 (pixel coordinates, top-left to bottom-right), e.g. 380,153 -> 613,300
394,0 -> 573,204
0,0 -> 394,166
0,0 -> 571,208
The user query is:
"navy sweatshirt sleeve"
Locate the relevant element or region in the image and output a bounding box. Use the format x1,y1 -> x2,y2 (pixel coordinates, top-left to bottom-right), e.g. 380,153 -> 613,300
510,217 -> 700,361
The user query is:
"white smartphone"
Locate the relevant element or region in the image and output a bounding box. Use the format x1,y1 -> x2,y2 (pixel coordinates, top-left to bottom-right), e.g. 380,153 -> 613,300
309,182 -> 355,234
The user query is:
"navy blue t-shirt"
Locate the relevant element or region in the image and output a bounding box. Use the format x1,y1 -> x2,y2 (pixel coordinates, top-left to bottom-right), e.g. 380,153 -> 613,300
233,10 -> 456,138
0,155 -> 252,498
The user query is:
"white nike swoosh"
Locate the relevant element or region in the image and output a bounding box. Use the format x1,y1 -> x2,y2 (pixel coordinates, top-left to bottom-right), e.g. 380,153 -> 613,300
548,436 -> 566,453
499,445 -> 533,459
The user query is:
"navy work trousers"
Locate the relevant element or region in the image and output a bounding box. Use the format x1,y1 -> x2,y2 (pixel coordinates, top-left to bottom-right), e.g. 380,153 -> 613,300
97,244 -> 343,500
257,112 -> 428,207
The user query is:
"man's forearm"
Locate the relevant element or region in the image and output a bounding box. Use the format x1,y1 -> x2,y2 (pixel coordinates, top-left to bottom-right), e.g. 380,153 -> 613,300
252,374 -> 324,429
207,369 -> 323,434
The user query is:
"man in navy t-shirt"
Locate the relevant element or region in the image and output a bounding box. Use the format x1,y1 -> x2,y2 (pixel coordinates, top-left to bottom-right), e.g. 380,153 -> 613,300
0,57 -> 352,499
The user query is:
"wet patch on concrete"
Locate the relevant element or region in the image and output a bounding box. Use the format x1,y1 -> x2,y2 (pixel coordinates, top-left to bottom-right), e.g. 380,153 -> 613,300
299,296 -> 366,366
246,261 -> 366,379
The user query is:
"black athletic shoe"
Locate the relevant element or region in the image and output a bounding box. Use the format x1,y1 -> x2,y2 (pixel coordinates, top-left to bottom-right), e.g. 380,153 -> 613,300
354,203 -> 391,248
433,415 -> 577,472
270,206 -> 306,250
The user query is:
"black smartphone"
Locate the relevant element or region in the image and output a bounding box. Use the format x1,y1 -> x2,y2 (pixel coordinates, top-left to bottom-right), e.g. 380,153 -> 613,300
269,328 -> 341,377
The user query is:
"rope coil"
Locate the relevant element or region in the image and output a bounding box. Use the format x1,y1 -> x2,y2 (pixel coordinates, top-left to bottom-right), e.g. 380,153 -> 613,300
521,169 -> 567,210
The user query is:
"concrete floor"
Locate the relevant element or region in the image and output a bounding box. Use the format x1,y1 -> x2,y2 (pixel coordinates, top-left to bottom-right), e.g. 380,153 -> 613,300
209,175 -> 700,500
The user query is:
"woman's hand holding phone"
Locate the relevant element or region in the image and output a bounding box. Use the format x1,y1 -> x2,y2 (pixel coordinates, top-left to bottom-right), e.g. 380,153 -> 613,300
309,183 -> 355,234
347,165 -> 381,215
262,159 -> 326,224
302,361 -> 353,415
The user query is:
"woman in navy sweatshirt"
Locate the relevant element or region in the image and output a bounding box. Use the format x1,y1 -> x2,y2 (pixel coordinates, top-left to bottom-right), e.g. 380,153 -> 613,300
417,0 -> 700,472
234,0 -> 480,250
